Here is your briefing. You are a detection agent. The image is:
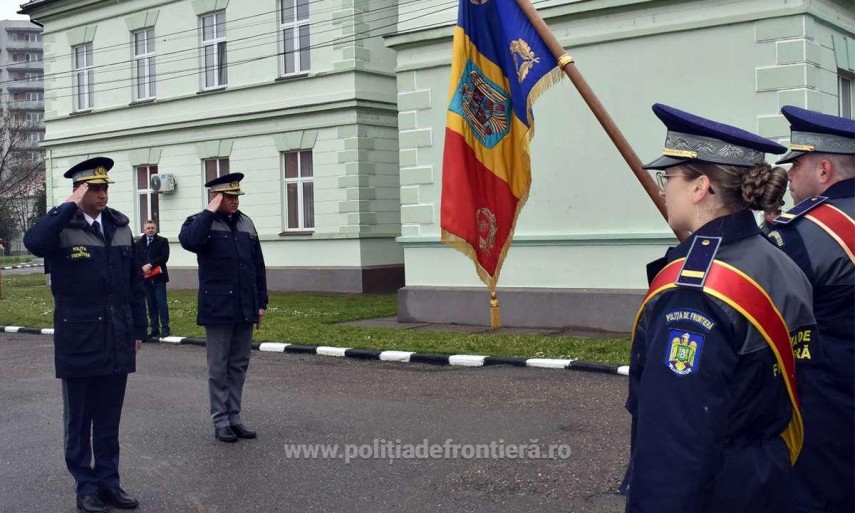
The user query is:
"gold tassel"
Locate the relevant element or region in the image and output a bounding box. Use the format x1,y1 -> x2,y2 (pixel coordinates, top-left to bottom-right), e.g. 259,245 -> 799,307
490,290 -> 501,329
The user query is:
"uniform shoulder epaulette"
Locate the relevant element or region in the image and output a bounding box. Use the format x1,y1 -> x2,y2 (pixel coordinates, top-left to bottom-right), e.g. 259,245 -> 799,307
675,236 -> 721,288
772,196 -> 828,225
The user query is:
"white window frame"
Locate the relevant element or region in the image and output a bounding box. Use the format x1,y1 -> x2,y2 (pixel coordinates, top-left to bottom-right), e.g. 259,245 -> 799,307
281,150 -> 314,231
135,165 -> 160,233
839,72 -> 853,120
133,28 -> 156,101
200,11 -> 227,89
73,43 -> 94,111
280,0 -> 311,76
202,157 -> 230,205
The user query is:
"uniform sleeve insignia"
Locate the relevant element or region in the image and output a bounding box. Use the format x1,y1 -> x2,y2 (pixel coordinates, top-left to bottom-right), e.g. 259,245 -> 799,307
665,329 -> 705,376
767,230 -> 784,247
664,309 -> 715,331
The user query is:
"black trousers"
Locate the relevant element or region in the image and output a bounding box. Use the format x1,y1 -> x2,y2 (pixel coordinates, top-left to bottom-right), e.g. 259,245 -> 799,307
61,373 -> 128,496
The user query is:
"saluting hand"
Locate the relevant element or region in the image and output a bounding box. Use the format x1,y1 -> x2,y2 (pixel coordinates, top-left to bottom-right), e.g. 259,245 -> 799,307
65,183 -> 88,206
206,193 -> 223,213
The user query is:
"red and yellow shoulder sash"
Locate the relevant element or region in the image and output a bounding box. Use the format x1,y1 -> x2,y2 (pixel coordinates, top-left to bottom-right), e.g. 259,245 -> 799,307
805,204 -> 855,265
774,196 -> 855,265
631,258 -> 803,464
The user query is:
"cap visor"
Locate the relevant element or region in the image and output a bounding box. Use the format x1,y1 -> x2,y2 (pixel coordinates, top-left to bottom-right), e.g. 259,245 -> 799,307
222,191 -> 244,196
775,151 -> 806,165
76,178 -> 115,184
641,156 -> 688,170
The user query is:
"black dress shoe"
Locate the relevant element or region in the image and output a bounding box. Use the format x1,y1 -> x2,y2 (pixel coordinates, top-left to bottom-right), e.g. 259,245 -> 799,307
215,426 -> 238,443
230,423 -> 257,439
98,486 -> 139,509
146,331 -> 160,339
76,494 -> 108,513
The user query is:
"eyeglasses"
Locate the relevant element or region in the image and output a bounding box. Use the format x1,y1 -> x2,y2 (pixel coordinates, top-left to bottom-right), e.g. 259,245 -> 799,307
654,171 -> 716,194
655,171 -> 681,190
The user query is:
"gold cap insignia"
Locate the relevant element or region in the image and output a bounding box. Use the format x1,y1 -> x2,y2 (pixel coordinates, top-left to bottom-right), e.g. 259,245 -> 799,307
95,166 -> 107,176
230,181 -> 239,188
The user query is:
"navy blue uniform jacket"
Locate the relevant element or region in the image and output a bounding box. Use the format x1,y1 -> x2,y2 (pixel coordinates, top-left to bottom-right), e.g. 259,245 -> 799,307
23,202 -> 147,379
178,209 -> 268,325
767,178 -> 855,513
623,210 -> 815,513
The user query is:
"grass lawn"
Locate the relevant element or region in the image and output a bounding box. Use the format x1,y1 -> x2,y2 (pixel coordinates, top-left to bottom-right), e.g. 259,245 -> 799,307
0,255 -> 36,266
0,273 -> 631,365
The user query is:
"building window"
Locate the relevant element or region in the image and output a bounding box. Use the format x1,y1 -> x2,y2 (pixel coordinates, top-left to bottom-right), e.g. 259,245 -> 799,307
200,11 -> 227,89
840,73 -> 853,120
13,32 -> 41,42
12,52 -> 37,62
203,157 -> 230,183
282,151 -> 314,230
136,165 -> 159,232
73,43 -> 94,111
133,28 -> 156,100
280,0 -> 310,75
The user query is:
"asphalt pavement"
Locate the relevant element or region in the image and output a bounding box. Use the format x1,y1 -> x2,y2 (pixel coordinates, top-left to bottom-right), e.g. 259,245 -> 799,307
0,332 -> 630,513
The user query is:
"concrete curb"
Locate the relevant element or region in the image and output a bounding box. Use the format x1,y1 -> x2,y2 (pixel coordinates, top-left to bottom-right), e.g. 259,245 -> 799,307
0,325 -> 630,376
0,263 -> 44,271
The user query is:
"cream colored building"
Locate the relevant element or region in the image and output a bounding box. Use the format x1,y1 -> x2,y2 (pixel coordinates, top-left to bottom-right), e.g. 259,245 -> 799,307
21,0 -> 404,292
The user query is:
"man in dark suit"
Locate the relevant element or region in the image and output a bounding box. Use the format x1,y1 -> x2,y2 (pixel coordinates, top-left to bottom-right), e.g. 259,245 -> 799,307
135,220 -> 170,339
24,156 -> 145,513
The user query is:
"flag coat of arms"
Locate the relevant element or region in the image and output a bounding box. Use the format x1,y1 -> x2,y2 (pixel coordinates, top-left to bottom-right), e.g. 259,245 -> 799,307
441,0 -> 561,296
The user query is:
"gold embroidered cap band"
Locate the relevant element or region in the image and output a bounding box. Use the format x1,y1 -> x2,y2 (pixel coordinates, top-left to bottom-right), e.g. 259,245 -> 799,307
63,157 -> 115,184
205,172 -> 246,195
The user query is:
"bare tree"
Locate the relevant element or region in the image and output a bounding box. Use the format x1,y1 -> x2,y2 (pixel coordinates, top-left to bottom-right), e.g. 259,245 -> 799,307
0,99 -> 46,243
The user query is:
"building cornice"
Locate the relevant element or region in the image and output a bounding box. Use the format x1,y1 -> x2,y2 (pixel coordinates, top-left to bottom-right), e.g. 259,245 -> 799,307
41,97 -> 398,147
385,0 -> 854,51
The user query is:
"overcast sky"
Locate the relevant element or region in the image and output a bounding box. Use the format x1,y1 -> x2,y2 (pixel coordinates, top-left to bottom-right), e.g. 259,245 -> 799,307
1,2 -> 29,21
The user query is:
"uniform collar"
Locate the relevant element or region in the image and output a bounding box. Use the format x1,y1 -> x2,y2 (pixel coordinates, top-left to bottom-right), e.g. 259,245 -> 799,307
670,210 -> 759,259
823,178 -> 855,200
83,212 -> 103,227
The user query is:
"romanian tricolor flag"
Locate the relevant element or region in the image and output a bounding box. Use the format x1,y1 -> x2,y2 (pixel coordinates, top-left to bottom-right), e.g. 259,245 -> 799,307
441,0 -> 562,325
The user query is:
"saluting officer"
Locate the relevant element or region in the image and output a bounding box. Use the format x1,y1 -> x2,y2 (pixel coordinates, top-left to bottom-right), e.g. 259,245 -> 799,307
621,104 -> 816,513
23,157 -> 146,513
767,106 -> 855,513
179,173 -> 268,443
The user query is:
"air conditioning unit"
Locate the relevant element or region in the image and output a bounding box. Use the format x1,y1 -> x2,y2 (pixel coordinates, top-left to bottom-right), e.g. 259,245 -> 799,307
150,173 -> 176,194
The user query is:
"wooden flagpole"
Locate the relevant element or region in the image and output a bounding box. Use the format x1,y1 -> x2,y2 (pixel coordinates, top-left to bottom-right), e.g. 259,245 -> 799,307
514,0 -> 689,242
